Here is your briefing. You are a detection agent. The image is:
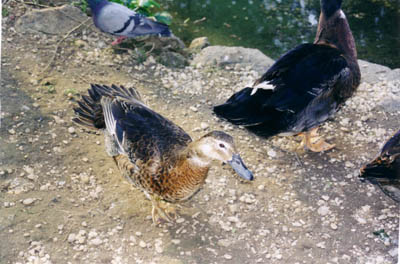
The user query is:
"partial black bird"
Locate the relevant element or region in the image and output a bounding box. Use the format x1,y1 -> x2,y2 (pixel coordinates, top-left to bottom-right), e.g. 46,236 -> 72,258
213,0 -> 361,152
360,130 -> 400,203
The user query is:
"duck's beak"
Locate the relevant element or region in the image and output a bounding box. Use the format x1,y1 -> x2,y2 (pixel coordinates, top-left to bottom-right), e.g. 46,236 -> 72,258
228,154 -> 254,181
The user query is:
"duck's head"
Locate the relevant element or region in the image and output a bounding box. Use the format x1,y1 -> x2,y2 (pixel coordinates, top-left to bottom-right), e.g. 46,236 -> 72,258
321,0 -> 343,18
192,131 -> 254,181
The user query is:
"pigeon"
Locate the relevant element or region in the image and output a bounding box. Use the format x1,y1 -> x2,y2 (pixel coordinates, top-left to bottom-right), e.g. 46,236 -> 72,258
87,0 -> 171,45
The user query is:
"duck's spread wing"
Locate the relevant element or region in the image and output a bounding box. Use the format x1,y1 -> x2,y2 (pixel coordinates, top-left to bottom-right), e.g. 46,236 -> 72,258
256,43 -> 349,113
102,97 -> 192,164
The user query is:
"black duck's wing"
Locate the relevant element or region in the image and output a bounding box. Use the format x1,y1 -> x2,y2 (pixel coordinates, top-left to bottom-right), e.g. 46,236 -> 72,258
214,44 -> 351,136
102,97 -> 192,164
257,43 -> 349,113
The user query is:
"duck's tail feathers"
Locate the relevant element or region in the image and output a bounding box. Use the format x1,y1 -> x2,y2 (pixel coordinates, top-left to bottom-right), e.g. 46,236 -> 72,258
359,158 -> 397,181
213,87 -> 285,138
73,84 -> 143,130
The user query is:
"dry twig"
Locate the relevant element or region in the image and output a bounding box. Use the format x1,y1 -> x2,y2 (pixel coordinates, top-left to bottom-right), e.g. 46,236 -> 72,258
40,17 -> 91,77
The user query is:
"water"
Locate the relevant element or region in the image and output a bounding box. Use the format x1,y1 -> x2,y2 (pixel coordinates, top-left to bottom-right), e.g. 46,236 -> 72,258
159,0 -> 400,69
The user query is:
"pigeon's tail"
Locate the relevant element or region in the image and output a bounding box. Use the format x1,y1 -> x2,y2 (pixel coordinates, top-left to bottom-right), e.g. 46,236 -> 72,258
127,16 -> 171,37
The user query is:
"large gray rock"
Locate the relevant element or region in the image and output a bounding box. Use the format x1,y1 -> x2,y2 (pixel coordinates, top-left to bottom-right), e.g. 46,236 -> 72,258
386,68 -> 400,82
191,46 -> 275,75
358,60 -> 392,84
15,5 -> 87,35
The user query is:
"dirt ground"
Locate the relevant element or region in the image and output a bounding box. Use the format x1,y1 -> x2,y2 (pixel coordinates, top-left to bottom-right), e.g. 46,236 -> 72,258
1,2 -> 399,264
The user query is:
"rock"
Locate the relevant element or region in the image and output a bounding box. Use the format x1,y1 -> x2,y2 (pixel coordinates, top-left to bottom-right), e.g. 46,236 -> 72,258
218,239 -> 232,247
68,127 -> 75,134
158,51 -> 188,68
68,233 -> 76,243
386,68 -> 400,82
171,239 -> 180,245
15,5 -> 87,35
189,37 -> 210,51
192,46 -> 275,75
22,198 -> 35,206
200,122 -> 209,130
377,96 -> 400,113
224,254 -> 232,260
90,238 -> 102,246
139,240 -> 147,248
176,218 -> 185,224
358,60 -> 391,84
74,40 -> 87,48
317,205 -> 330,216
267,149 -> 277,158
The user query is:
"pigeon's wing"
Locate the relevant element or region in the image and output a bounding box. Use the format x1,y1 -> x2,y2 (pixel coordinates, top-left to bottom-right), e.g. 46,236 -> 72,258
95,2 -> 171,37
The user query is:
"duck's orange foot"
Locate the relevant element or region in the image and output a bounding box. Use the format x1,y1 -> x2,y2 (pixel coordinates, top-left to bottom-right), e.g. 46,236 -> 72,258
298,127 -> 335,152
151,198 -> 177,224
307,137 -> 335,152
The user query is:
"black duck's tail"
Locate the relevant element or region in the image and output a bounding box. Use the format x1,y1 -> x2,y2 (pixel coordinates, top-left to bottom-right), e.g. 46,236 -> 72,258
213,87 -> 285,138
73,84 -> 142,130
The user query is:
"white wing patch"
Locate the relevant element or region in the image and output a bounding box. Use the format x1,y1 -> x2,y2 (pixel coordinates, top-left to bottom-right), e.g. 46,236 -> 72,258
339,10 -> 346,19
250,82 -> 275,96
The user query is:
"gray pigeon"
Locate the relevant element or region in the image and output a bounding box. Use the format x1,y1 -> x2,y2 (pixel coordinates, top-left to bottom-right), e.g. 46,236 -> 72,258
87,0 -> 171,45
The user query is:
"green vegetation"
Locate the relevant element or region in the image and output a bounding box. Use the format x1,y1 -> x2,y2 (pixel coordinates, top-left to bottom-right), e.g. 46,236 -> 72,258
110,0 -> 172,25
72,0 -> 89,13
2,7 -> 9,17
64,88 -> 78,96
72,0 -> 172,24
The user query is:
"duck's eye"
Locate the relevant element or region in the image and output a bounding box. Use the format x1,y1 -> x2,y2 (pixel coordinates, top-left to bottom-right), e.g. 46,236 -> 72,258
219,143 -> 225,148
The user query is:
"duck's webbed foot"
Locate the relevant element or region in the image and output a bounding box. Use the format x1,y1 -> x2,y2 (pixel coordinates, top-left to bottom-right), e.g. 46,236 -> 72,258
298,127 -> 335,152
150,196 -> 177,224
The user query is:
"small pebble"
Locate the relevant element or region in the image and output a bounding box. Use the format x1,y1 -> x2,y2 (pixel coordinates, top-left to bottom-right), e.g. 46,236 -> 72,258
139,240 -> 147,248
171,239 -> 180,245
224,254 -> 232,260
68,234 -> 76,243
317,206 -> 330,216
68,127 -> 75,134
22,198 -> 35,206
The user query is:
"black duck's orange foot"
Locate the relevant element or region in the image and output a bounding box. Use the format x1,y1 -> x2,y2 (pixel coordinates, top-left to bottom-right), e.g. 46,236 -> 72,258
298,128 -> 335,152
306,137 -> 336,152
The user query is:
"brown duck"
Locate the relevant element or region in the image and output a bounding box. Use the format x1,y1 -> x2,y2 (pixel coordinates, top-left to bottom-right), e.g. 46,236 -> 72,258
73,84 -> 254,223
213,0 -> 361,152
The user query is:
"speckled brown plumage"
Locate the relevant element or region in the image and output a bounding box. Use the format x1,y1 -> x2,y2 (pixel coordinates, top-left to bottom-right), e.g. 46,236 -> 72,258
73,84 -> 253,222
